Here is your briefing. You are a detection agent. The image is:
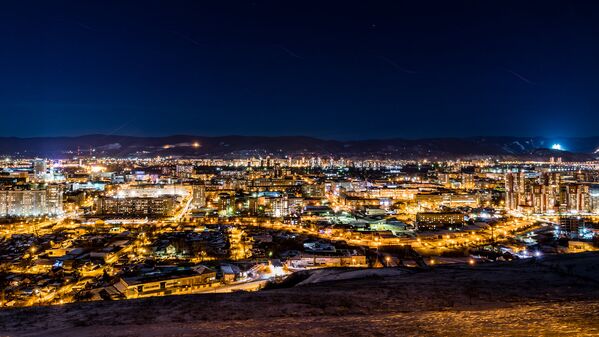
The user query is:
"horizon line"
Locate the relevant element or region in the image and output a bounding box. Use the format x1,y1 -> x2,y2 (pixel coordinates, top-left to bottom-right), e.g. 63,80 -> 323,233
0,134 -> 594,141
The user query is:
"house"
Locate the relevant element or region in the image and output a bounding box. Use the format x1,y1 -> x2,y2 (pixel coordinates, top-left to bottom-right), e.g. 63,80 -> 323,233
116,265 -> 217,299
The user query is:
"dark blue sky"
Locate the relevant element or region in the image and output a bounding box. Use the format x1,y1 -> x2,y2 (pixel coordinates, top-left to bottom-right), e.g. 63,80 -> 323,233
1,1 -> 599,139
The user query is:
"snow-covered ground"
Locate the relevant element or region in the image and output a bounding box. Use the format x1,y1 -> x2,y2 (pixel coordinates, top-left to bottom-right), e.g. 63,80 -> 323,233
2,252 -> 599,336
296,268 -> 410,286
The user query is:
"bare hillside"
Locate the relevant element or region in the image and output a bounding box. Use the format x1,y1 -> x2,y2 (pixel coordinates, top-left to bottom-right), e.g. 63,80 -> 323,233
2,253 -> 599,337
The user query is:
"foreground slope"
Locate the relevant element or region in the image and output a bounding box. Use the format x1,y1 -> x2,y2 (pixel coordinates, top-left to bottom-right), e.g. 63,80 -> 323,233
2,253 -> 599,336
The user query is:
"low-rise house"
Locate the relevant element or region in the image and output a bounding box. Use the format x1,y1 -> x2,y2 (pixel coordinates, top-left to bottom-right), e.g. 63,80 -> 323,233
286,251 -> 367,269
116,265 -> 217,299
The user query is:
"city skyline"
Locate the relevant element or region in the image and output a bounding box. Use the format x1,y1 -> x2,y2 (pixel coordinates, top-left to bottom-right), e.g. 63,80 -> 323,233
2,2 -> 599,336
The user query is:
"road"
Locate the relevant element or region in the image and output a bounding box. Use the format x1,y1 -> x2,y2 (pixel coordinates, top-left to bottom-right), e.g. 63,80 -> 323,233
197,216 -> 541,254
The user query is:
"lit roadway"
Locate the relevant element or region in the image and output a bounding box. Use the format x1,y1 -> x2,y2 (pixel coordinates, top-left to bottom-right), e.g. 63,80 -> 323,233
0,218 -> 61,238
172,191 -> 193,222
188,215 -> 542,254
414,218 -> 542,255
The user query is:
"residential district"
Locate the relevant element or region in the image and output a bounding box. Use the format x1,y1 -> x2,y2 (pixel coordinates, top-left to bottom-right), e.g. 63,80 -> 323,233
0,154 -> 598,307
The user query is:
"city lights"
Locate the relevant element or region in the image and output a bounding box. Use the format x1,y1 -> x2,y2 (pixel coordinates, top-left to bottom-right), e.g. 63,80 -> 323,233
1,153 -> 596,312
1,2 -> 599,334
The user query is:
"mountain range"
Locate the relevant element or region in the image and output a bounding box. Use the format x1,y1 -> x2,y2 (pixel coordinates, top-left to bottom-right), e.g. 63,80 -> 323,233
0,135 -> 597,160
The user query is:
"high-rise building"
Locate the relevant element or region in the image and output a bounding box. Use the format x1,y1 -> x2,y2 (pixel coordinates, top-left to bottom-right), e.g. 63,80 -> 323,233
33,160 -> 47,178
0,185 -> 63,217
590,185 -> 599,214
461,173 -> 475,189
559,184 -> 590,213
505,171 -> 589,214
45,184 -> 63,214
271,196 -> 289,217
217,193 -> 234,216
191,184 -> 206,208
505,171 -> 525,211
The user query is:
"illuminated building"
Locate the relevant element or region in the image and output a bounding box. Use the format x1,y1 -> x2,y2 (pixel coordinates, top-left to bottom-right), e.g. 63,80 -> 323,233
414,193 -> 480,210
559,184 -> 590,213
301,184 -> 325,198
115,185 -> 188,198
247,178 -> 298,192
559,216 -> 587,235
271,196 -> 289,217
461,173 -> 475,189
340,186 -> 419,201
33,159 -> 47,178
0,185 -> 63,217
505,171 -> 526,211
116,266 -> 217,299
285,252 -> 367,268
176,165 -> 194,178
416,212 -> 464,230
191,184 -> 206,208
217,192 -> 234,216
505,171 -> 590,214
590,185 -> 599,213
95,196 -> 177,216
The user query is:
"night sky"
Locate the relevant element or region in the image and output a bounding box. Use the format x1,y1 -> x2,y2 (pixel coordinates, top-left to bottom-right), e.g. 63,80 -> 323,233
1,1 -> 599,139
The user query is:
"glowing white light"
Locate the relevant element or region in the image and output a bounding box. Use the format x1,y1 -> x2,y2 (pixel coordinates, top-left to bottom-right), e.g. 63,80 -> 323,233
90,165 -> 105,173
551,144 -> 563,151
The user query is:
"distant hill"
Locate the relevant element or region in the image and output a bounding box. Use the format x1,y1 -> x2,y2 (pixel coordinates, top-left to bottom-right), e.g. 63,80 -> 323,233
0,135 -> 597,160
